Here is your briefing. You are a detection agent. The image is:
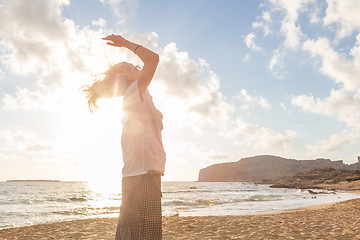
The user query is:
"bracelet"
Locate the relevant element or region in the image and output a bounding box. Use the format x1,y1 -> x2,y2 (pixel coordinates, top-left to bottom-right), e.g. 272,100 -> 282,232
134,45 -> 142,54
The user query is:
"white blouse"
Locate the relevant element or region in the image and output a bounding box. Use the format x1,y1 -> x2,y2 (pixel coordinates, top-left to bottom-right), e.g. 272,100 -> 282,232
121,81 -> 166,177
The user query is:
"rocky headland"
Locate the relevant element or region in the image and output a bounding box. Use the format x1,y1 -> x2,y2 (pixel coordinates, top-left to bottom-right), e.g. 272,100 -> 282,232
198,155 -> 360,191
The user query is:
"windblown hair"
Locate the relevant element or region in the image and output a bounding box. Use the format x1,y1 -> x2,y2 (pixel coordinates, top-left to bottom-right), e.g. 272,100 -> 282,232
82,62 -> 132,112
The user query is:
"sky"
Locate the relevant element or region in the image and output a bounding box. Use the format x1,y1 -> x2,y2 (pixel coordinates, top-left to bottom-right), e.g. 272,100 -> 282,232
0,0 -> 360,183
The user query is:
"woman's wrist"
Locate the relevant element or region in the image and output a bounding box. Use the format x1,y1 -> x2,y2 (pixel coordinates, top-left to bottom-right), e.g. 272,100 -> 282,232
122,39 -> 131,48
133,44 -> 142,54
123,40 -> 137,51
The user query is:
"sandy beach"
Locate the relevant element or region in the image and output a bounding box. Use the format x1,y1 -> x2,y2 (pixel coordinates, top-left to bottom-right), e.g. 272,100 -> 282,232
0,197 -> 359,240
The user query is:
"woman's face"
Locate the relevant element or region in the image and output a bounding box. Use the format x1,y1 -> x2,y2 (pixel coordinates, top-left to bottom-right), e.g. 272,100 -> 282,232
111,63 -> 141,96
127,64 -> 141,83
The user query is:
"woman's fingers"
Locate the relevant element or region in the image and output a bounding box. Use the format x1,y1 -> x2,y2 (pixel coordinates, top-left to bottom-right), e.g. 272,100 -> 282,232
102,35 -> 113,40
102,36 -> 115,46
102,34 -> 117,39
102,34 -> 126,47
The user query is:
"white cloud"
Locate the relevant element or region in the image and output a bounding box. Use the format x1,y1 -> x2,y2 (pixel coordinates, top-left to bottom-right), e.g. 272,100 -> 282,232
292,89 -> 360,129
244,32 -> 262,51
221,117 -> 292,152
262,11 -> 272,23
207,151 -> 233,161
0,0 -> 74,83
269,0 -> 315,49
0,0 -> 124,111
306,129 -> 360,154
269,49 -> 280,71
252,11 -> 272,35
2,87 -> 56,111
279,102 -> 291,113
295,34 -> 360,132
162,141 -> 234,181
303,37 -> 360,91
0,125 -> 111,181
269,49 -> 287,79
187,143 -> 233,163
99,0 -> 139,24
261,0 -> 360,48
286,130 -> 297,138
323,0 -> 360,39
0,127 -> 52,157
251,0 -> 323,80
243,53 -> 250,62
309,2 -> 322,23
155,43 -> 234,131
254,0 -> 360,84
233,89 -> 271,109
281,21 -> 303,50
0,68 -> 4,81
92,18 -> 107,28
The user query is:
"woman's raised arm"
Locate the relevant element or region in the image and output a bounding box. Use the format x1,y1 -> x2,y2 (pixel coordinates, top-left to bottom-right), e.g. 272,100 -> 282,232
102,34 -> 159,95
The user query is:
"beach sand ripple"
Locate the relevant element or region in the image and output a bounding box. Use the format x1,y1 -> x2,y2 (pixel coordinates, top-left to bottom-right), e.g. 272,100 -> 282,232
0,198 -> 359,239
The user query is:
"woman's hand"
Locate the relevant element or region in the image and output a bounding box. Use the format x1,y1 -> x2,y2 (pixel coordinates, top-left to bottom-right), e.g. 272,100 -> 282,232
102,34 -> 128,47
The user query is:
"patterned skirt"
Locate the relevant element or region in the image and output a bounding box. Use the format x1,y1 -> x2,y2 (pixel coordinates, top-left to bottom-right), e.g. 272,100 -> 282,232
115,172 -> 162,240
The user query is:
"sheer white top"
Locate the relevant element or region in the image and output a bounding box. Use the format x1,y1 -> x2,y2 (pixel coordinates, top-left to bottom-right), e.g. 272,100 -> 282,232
121,81 -> 166,177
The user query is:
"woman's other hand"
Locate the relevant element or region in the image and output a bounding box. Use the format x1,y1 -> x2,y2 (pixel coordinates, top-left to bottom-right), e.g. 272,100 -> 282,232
102,34 -> 128,47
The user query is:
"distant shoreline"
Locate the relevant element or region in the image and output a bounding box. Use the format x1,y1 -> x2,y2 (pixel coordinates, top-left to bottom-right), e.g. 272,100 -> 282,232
6,180 -> 61,182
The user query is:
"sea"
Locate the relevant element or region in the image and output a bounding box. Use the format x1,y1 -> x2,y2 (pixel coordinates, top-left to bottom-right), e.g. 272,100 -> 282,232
0,181 -> 359,230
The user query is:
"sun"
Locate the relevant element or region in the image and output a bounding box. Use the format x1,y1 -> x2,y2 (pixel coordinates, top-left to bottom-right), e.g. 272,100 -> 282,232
81,97 -> 125,183
52,92 -> 125,185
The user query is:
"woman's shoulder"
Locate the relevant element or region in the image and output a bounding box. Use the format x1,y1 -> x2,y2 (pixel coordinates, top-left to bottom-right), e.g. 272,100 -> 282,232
122,81 -> 144,110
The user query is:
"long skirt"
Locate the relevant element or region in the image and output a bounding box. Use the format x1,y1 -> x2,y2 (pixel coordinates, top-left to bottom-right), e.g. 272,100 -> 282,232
115,172 -> 162,240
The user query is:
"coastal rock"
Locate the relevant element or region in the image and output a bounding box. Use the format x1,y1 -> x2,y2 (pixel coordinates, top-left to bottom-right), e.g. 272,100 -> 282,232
198,155 -> 360,183
269,167 -> 360,190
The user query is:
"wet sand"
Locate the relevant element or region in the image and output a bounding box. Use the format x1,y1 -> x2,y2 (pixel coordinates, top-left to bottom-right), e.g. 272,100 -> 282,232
1,197 -> 359,239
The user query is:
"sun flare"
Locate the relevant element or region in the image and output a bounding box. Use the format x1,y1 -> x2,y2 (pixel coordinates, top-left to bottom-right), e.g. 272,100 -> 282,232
51,94 -> 125,185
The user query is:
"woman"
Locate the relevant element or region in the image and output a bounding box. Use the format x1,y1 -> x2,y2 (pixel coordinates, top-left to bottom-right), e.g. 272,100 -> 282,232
82,34 -> 166,239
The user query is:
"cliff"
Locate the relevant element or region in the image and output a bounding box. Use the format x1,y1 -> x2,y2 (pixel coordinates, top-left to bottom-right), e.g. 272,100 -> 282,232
270,167 -> 360,190
198,155 -> 360,182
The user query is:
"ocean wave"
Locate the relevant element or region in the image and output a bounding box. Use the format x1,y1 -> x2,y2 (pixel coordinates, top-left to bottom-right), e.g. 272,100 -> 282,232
0,224 -> 14,229
163,198 -> 231,208
52,210 -> 82,215
0,197 -> 101,205
69,197 -> 88,202
102,206 -> 120,212
244,194 -> 285,201
163,199 -> 220,207
52,207 -> 95,216
163,195 -> 285,208
0,199 -> 29,205
51,205 -> 120,216
109,197 -> 122,201
162,190 -> 215,194
44,195 -> 91,203
162,189 -> 259,194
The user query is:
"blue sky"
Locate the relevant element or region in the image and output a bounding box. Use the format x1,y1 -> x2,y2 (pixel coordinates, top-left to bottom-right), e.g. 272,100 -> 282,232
0,0 -> 359,183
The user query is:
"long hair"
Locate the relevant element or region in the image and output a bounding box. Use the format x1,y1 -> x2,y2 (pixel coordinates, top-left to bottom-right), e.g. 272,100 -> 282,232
82,62 -> 133,112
